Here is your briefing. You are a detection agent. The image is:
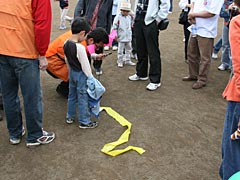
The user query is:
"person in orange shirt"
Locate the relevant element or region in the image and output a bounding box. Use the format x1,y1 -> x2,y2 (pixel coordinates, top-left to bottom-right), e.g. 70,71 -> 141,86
46,27 -> 109,98
0,0 -> 55,146
219,0 -> 240,179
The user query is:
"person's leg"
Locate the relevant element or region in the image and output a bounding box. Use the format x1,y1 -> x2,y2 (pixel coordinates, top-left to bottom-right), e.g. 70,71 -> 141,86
220,25 -> 231,68
56,81 -> 69,98
145,21 -> 161,83
0,79 -> 3,121
117,42 -> 124,66
134,20 -> 148,78
0,77 -> 3,110
0,55 -> 44,142
124,42 -> 135,65
197,36 -> 213,84
66,70 -> 77,120
76,71 -> 91,125
19,58 -> 45,142
187,36 -> 200,78
59,0 -> 69,29
93,47 -> 103,75
169,0 -> 173,12
124,42 -> 132,62
220,101 -> 240,180
131,26 -> 137,58
213,37 -> 222,54
111,15 -> 118,49
0,55 -> 23,139
184,22 -> 191,61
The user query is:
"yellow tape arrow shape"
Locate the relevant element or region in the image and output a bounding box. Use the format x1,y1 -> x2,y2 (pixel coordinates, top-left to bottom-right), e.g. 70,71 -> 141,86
101,107 -> 145,156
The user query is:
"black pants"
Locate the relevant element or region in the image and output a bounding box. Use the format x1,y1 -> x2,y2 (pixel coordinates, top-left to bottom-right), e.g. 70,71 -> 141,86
131,26 -> 137,55
183,22 -> 191,60
134,19 -> 161,83
93,46 -> 103,70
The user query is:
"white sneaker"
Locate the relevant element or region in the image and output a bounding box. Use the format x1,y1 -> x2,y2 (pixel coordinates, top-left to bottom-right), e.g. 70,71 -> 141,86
218,63 -> 228,71
125,61 -> 136,66
212,52 -> 218,59
118,63 -> 123,68
95,68 -> 103,75
9,126 -> 25,145
112,46 -> 118,51
104,46 -> 109,51
128,74 -> 148,81
146,83 -> 161,91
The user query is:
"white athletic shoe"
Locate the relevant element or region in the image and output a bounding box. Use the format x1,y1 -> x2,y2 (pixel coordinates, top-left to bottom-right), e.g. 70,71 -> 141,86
128,74 -> 148,81
146,83 -> 161,91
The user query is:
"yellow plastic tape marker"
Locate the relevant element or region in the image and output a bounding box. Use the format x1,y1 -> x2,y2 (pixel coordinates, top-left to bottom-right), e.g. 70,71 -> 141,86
101,107 -> 145,156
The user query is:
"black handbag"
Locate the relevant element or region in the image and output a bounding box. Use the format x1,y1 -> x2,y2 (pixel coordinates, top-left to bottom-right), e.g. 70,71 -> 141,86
178,10 -> 188,25
158,18 -> 169,31
178,0 -> 190,25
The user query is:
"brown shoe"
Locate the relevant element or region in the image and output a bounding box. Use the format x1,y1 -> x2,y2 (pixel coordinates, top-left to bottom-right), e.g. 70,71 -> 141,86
182,76 -> 197,81
192,82 -> 206,89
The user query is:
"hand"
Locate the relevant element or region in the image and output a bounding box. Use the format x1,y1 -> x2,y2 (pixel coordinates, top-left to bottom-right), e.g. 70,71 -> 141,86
38,56 -> 48,71
114,37 -> 119,42
186,3 -> 192,8
229,3 -> 234,10
188,13 -> 196,24
95,54 -> 106,60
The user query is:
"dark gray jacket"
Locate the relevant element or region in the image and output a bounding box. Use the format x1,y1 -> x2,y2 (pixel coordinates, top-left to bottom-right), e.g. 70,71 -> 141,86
74,0 -> 113,34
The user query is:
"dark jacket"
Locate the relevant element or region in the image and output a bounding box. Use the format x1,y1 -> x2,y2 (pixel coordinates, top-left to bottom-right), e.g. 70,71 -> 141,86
74,0 -> 113,34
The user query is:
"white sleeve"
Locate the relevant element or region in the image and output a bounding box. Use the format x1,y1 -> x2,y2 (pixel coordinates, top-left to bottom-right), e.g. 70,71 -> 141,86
113,15 -> 119,30
207,0 -> 224,15
156,0 -> 170,22
179,0 -> 188,10
76,43 -> 92,77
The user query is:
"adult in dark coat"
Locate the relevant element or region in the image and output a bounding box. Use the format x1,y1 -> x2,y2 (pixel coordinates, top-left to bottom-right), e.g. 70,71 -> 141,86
74,0 -> 113,75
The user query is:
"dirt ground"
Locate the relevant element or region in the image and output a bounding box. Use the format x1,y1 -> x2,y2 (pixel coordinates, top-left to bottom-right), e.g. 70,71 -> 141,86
0,1 -> 230,180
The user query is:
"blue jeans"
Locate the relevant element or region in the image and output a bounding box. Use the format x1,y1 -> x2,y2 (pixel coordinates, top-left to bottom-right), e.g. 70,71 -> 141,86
67,69 -> 91,125
221,24 -> 232,68
213,37 -> 222,54
219,101 -> 240,180
0,55 -> 43,142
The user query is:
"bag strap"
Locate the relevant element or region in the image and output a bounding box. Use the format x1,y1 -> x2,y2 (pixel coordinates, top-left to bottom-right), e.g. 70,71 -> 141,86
187,0 -> 191,12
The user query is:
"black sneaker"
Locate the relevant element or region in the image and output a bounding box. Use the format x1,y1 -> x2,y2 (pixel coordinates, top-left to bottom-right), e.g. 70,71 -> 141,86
79,122 -> 98,129
56,81 -> 69,98
26,130 -> 55,147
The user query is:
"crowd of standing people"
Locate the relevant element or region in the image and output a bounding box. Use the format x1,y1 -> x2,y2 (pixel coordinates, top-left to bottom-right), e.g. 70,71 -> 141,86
0,0 -> 240,179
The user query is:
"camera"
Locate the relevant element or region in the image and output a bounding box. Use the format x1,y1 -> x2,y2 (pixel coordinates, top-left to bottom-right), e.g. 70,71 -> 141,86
104,52 -> 112,56
230,6 -> 240,19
